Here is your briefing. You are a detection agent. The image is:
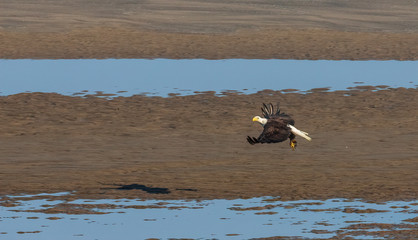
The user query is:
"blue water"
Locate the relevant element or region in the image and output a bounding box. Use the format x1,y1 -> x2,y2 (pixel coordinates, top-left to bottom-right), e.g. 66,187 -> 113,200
1,59 -> 417,97
1,193 -> 417,240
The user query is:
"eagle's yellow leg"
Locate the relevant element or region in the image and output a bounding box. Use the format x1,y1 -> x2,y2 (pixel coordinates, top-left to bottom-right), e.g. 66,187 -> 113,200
290,139 -> 297,151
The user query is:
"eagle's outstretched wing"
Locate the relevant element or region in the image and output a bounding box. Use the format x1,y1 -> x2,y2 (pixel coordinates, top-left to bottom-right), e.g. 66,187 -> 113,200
261,103 -> 295,125
261,103 -> 278,119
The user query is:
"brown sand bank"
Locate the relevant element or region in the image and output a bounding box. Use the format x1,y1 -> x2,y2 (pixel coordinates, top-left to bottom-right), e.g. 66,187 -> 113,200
1,0 -> 418,59
1,88 -> 417,201
2,28 -> 418,60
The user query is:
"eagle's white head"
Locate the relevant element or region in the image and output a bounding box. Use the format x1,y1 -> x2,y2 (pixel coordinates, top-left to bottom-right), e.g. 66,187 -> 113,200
252,116 -> 268,126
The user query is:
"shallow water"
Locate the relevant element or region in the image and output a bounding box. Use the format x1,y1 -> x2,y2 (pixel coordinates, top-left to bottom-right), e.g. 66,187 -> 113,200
1,193 -> 416,239
1,59 -> 417,97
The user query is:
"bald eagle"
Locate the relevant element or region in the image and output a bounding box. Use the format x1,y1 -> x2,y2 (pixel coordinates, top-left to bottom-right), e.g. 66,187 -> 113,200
247,103 -> 311,150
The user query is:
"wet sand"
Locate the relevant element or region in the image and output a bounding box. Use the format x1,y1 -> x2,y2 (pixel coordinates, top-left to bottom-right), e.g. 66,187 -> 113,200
1,88 -> 417,201
2,27 -> 418,60
1,0 -> 418,60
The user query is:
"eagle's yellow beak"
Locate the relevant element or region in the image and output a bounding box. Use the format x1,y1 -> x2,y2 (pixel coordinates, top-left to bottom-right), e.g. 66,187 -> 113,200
252,116 -> 259,122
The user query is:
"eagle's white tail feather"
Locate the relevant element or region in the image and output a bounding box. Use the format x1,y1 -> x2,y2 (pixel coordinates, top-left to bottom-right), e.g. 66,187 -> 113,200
288,124 -> 312,141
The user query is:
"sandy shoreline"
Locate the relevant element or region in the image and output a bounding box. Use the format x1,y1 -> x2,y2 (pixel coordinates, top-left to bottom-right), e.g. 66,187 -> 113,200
1,0 -> 418,60
1,28 -> 417,60
1,89 -> 417,201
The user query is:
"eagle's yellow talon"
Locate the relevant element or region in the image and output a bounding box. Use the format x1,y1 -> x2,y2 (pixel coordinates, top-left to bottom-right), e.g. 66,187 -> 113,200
290,140 -> 297,150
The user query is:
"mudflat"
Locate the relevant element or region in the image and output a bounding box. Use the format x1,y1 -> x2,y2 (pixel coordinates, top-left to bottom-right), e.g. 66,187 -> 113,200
1,0 -> 418,59
1,89 -> 417,201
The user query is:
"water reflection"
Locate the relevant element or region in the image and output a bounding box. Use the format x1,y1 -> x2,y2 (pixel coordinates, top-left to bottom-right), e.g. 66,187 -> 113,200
1,59 -> 417,97
1,193 -> 417,239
